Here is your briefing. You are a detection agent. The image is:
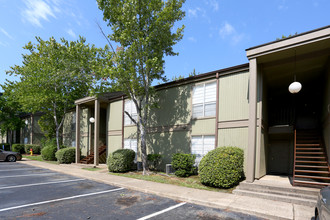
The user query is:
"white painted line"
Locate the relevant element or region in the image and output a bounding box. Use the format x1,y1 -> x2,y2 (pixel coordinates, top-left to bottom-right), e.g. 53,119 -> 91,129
0,179 -> 85,190
0,173 -> 56,179
0,188 -> 124,212
0,168 -> 44,172
137,202 -> 187,220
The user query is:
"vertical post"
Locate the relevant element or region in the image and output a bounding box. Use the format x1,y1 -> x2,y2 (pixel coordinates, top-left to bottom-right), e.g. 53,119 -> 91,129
215,72 -> 220,148
94,99 -> 100,166
247,58 -> 258,183
88,108 -> 92,155
75,105 -> 81,163
122,96 -> 125,149
30,114 -> 34,144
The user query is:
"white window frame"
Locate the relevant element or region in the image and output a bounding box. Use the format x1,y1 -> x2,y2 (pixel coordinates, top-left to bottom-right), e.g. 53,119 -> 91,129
124,138 -> 138,162
191,135 -> 215,165
124,100 -> 138,126
192,81 -> 216,118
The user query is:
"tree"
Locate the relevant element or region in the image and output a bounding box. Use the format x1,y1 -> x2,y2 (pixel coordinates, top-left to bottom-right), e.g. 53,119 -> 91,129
96,0 -> 185,174
0,90 -> 24,149
6,36 -> 110,150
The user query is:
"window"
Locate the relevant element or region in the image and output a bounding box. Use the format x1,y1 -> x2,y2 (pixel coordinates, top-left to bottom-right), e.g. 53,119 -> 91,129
124,138 -> 137,161
192,82 -> 216,118
191,135 -> 215,164
124,100 -> 138,125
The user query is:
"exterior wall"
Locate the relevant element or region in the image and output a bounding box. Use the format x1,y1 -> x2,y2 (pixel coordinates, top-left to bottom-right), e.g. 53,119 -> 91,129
217,70 -> 250,173
0,131 -> 7,143
323,65 -> 330,163
107,100 -> 123,157
32,115 -> 44,145
63,111 -> 76,147
21,117 -> 32,144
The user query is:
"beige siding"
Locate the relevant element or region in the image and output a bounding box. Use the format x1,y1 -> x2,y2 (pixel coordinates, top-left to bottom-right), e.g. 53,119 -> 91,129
148,84 -> 192,127
218,127 -> 248,172
107,136 -> 122,157
108,101 -> 123,131
219,71 -> 249,121
124,126 -> 137,139
191,118 -> 215,135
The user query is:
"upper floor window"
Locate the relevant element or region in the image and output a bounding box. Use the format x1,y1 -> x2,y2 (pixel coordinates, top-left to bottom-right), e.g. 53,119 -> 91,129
124,100 -> 138,125
192,81 -> 216,118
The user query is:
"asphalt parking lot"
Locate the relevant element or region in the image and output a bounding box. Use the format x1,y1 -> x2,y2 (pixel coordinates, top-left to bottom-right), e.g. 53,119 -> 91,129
0,162 -> 261,220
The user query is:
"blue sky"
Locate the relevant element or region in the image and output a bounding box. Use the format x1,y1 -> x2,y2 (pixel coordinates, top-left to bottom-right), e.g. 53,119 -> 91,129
0,0 -> 329,91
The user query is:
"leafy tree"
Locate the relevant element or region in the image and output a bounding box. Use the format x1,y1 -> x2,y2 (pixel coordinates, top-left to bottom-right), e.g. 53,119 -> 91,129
0,90 -> 24,149
276,32 -> 298,40
96,0 -> 185,174
6,36 -> 109,150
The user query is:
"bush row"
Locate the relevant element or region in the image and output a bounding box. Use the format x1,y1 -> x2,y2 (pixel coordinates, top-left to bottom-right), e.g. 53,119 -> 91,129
12,144 -> 41,154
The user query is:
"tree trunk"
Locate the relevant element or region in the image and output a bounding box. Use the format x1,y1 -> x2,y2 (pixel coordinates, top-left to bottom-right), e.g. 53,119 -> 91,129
55,128 -> 60,151
139,122 -> 148,175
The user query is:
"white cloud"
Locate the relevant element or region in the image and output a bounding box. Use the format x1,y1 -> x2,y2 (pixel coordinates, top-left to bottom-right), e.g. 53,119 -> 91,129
219,22 -> 245,45
278,0 -> 288,11
21,0 -> 59,27
205,0 -> 219,11
219,22 -> 235,38
0,40 -> 8,47
67,29 -> 76,38
0,28 -> 14,40
188,37 -> 197,43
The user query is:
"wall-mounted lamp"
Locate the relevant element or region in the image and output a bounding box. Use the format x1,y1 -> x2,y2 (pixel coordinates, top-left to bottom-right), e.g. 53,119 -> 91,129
89,117 -> 95,123
25,119 -> 28,125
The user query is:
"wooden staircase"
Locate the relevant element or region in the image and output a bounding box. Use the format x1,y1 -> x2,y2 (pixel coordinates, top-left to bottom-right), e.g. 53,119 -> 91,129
293,129 -> 330,187
80,145 -> 107,164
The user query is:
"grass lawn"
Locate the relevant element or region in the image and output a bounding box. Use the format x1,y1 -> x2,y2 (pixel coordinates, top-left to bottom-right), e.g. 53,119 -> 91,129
22,155 -> 58,164
82,167 -> 103,171
109,171 -> 235,193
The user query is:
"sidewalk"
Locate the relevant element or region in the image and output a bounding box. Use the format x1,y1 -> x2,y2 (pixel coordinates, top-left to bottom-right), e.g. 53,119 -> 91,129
17,159 -> 315,220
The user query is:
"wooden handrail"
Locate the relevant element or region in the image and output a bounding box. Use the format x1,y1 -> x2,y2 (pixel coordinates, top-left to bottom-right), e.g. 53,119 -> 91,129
293,129 -> 297,186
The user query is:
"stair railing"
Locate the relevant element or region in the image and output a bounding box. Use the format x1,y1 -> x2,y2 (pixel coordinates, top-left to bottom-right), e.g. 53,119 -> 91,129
293,129 -> 297,186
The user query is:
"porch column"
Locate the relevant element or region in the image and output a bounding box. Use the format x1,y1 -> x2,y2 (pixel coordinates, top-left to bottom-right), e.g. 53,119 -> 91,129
247,58 -> 258,182
94,99 -> 100,166
75,105 -> 81,163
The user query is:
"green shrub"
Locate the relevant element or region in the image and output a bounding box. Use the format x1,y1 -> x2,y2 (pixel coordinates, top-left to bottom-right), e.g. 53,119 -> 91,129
12,144 -> 25,154
1,143 -> 10,151
107,149 -> 135,173
171,153 -> 196,177
55,147 -> 76,164
41,145 -> 67,161
199,146 -> 244,188
24,144 -> 41,154
147,154 -> 162,171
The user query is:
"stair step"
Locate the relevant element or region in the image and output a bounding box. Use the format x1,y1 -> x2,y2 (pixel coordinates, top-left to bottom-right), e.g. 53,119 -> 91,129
296,152 -> 324,155
293,180 -> 330,187
296,148 -> 322,151
296,144 -> 321,147
295,165 -> 329,169
296,156 -> 326,159
296,160 -> 328,164
295,170 -> 330,174
295,175 -> 330,180
233,189 -> 316,207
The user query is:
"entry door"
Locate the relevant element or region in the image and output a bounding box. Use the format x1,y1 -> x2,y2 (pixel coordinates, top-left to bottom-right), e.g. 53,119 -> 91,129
268,139 -> 292,175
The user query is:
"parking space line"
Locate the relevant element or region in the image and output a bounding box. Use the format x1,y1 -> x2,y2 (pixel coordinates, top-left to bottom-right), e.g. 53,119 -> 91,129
0,168 -> 44,172
137,202 -> 187,220
0,173 -> 56,179
0,188 -> 124,212
0,179 -> 85,190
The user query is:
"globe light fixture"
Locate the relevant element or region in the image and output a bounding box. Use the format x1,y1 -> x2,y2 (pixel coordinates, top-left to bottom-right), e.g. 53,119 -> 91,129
25,119 -> 28,125
289,81 -> 302,94
89,117 -> 95,123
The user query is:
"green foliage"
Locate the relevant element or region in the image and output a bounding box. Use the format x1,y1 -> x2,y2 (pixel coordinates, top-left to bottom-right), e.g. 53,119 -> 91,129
41,144 -> 67,161
12,144 -> 25,154
107,149 -> 136,173
147,154 -> 162,171
199,146 -> 244,188
55,147 -> 76,164
24,144 -> 41,154
96,0 -> 186,173
1,143 -> 10,151
171,153 -> 196,177
5,36 -> 109,150
276,32 -> 298,40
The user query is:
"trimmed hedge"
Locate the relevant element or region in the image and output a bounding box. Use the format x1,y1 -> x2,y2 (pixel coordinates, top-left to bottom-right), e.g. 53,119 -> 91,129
199,146 -> 244,188
12,144 -> 25,154
171,153 -> 196,177
1,143 -> 10,151
41,145 -> 67,161
107,149 -> 135,173
24,145 -> 41,154
147,154 -> 162,171
55,147 -> 76,164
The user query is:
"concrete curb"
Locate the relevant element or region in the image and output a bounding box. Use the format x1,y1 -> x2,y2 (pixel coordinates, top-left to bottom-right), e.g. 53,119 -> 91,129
17,159 -> 314,220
